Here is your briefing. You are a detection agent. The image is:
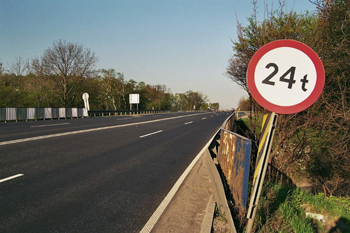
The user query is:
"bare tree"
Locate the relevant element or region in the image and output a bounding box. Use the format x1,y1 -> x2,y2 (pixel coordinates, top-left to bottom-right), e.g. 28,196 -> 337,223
37,40 -> 98,107
10,56 -> 29,89
10,56 -> 28,77
0,62 -> 3,75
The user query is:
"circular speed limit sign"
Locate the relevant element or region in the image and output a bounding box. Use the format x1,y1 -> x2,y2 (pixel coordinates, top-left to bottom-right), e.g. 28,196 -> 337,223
247,40 -> 325,114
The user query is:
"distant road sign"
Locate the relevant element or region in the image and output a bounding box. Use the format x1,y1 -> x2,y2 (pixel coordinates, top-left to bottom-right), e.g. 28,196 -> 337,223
82,92 -> 89,100
82,92 -> 90,111
129,94 -> 140,104
247,40 -> 325,114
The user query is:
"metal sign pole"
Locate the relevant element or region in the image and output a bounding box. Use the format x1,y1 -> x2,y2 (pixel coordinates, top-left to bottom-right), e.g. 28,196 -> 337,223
246,112 -> 278,233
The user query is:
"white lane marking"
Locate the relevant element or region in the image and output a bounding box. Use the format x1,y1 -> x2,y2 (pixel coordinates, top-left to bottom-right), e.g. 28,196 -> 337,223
139,130 -> 163,138
184,121 -> 193,125
0,174 -> 24,183
116,118 -> 132,121
140,129 -> 221,233
202,117 -> 206,120
31,123 -> 70,128
0,112 -> 209,146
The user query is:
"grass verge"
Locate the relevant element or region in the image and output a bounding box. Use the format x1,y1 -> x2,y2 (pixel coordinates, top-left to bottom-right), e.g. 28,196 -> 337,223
250,182 -> 350,233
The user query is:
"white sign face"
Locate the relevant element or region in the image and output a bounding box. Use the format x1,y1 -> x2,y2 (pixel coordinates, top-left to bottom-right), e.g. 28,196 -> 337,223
254,47 -> 317,106
82,92 -> 89,100
247,40 -> 325,114
82,92 -> 90,110
129,94 -> 140,104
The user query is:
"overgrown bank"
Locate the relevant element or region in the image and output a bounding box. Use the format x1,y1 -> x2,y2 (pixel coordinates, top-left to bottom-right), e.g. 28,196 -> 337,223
228,0 -> 350,198
234,118 -> 350,233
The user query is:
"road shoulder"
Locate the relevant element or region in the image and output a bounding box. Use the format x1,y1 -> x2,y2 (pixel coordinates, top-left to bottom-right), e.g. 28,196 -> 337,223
151,152 -> 214,232
151,150 -> 236,232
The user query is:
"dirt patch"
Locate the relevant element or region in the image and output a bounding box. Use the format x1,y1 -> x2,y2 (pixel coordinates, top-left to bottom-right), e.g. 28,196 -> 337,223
213,204 -> 231,233
326,217 -> 349,233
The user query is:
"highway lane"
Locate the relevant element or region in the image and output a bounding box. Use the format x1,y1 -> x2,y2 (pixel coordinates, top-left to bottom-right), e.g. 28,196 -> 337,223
0,111 -> 231,232
0,112 -> 209,142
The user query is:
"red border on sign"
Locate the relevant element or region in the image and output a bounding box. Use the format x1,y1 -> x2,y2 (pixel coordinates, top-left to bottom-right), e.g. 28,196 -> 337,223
247,40 -> 325,114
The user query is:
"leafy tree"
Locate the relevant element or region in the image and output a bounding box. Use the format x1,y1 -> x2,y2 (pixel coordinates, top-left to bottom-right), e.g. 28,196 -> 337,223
0,74 -> 33,107
174,93 -> 188,110
143,84 -> 166,110
229,1 -> 350,196
97,69 -> 117,110
237,97 -> 250,111
135,81 -> 149,109
304,0 -> 350,196
113,73 -> 128,110
209,102 -> 219,111
184,90 -> 208,110
226,3 -> 325,189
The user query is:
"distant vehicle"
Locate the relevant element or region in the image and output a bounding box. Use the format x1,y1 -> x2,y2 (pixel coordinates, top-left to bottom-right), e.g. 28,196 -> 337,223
230,108 -> 235,112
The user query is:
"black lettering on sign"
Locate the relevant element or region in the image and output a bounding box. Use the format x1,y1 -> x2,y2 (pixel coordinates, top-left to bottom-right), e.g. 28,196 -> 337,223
262,63 -> 278,86
262,64 -> 308,91
279,66 -> 296,89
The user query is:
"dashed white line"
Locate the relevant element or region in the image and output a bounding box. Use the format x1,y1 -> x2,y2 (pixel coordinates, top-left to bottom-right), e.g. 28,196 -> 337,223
0,174 -> 24,183
184,121 -> 193,125
116,118 -> 132,121
202,117 -> 206,120
31,123 -> 70,128
140,130 -> 163,138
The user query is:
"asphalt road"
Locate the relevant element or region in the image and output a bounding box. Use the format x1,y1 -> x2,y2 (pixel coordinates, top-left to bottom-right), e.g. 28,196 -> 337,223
238,111 -> 248,118
0,111 -> 231,233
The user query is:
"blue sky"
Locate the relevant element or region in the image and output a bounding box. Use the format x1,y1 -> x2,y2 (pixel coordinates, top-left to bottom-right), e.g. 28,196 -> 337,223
0,0 -> 317,109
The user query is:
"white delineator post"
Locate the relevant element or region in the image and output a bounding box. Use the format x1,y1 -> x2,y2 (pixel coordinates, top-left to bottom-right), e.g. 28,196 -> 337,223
82,93 -> 90,116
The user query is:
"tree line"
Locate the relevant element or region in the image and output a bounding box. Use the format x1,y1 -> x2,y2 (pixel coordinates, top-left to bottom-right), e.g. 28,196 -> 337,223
0,40 -> 219,111
228,0 -> 349,196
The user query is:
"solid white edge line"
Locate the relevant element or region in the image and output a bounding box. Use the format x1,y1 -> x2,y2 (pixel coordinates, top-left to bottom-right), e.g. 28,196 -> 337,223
139,128 -> 220,233
0,174 -> 24,183
140,130 -> 163,138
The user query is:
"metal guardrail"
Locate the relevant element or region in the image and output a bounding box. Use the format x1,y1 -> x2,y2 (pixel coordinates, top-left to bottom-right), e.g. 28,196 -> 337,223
87,109 -> 173,117
218,129 -> 251,209
87,109 -> 212,117
221,112 -> 236,131
216,111 -> 252,210
0,108 -> 87,122
0,108 -> 210,121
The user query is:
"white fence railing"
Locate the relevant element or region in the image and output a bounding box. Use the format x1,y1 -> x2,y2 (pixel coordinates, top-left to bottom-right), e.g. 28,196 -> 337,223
0,108 -> 88,122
